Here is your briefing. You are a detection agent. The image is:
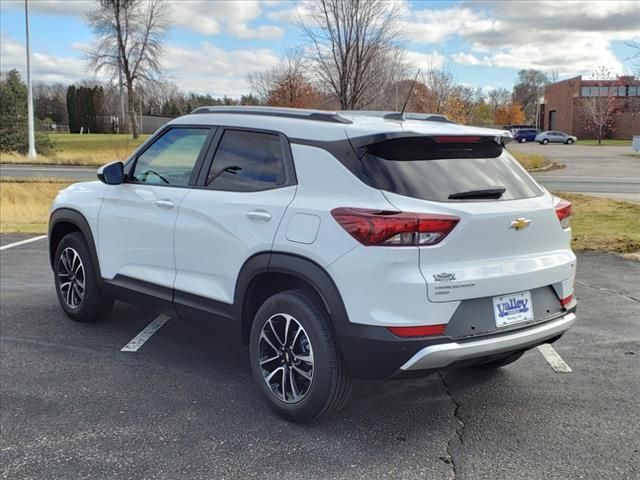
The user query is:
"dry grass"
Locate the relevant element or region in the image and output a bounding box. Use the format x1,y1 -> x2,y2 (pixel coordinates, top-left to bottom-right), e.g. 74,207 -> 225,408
0,133 -> 148,166
0,180 -> 72,234
559,192 -> 640,254
510,151 -> 550,170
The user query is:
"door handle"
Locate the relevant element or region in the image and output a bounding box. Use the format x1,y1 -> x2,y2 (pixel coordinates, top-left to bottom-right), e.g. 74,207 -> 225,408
246,210 -> 272,222
154,199 -> 175,210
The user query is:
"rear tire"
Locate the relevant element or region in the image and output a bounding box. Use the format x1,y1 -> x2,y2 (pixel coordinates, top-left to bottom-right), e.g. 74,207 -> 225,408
472,351 -> 525,370
541,139 -> 549,145
54,232 -> 113,322
249,290 -> 352,423
519,137 -> 527,143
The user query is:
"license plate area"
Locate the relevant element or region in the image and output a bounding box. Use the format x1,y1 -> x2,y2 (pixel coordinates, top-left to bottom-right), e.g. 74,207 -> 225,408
493,291 -> 534,327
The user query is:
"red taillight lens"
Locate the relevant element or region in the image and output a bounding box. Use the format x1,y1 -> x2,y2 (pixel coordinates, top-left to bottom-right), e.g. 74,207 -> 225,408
560,294 -> 573,307
387,324 -> 447,337
331,208 -> 459,246
555,198 -> 572,229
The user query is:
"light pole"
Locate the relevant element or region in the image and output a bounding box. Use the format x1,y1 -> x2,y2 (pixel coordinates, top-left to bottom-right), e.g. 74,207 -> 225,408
25,0 -> 36,159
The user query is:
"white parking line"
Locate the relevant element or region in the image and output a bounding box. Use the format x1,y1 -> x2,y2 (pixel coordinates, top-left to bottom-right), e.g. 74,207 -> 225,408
121,314 -> 170,352
0,235 -> 47,251
537,344 -> 573,373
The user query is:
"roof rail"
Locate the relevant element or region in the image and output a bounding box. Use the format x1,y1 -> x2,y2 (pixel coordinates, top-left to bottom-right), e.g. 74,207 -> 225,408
341,110 -> 456,124
190,106 -> 352,124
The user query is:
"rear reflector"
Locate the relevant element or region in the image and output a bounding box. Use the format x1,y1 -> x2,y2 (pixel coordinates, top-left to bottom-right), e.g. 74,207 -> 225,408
331,208 -> 459,246
560,294 -> 573,307
555,198 -> 572,229
387,324 -> 447,338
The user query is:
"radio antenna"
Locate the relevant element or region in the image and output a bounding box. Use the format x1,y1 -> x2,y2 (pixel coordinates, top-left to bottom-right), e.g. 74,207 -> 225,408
400,69 -> 421,118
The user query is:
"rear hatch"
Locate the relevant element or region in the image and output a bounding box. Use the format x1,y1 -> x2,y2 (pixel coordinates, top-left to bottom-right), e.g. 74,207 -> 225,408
357,133 -> 575,303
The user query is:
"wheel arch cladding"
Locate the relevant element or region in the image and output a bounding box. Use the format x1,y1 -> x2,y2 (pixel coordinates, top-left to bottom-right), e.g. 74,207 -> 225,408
49,209 -> 101,279
235,252 -> 350,344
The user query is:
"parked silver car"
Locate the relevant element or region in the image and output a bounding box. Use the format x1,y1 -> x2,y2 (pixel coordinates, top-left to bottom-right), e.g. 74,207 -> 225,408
535,131 -> 577,144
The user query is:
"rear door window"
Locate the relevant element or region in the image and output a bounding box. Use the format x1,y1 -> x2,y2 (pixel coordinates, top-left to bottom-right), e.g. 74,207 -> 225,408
362,137 -> 542,202
207,130 -> 287,191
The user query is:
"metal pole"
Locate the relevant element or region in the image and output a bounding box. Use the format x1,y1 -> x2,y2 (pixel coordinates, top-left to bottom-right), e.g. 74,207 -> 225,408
118,58 -> 125,133
25,0 -> 36,159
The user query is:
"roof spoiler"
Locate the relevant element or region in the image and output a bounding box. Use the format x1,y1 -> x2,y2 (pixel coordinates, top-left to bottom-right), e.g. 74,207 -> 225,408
348,131 -> 513,158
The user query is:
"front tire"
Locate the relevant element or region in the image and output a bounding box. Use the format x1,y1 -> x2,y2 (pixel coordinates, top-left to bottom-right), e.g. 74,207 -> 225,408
519,138 -> 527,143
54,232 -> 113,322
249,290 -> 351,422
566,138 -> 574,144
541,139 -> 549,145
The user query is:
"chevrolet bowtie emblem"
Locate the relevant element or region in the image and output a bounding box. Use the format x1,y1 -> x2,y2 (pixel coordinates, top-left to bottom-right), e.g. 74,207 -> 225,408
510,217 -> 531,230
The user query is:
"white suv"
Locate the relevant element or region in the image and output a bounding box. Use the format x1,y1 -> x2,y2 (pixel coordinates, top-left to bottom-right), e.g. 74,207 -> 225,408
49,107 -> 577,422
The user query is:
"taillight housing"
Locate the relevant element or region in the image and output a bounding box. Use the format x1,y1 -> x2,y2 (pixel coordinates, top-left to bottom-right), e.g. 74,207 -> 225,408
555,198 -> 572,229
331,208 -> 459,246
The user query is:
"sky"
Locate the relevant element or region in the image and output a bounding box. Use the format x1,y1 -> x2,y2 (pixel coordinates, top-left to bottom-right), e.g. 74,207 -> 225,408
1,0 -> 638,98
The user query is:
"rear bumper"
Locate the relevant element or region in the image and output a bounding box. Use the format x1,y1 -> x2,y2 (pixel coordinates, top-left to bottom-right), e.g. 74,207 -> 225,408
335,306 -> 576,380
400,311 -> 576,371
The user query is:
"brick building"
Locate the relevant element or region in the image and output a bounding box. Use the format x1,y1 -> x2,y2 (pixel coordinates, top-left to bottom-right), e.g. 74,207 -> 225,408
540,75 -> 640,139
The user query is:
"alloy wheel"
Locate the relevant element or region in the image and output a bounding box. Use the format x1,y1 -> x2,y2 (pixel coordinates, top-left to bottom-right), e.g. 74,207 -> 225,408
57,247 -> 86,309
258,313 -> 314,403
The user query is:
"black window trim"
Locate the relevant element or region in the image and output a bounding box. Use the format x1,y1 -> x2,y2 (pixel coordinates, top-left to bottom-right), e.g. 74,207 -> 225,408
124,124 -> 217,189
194,126 -> 298,192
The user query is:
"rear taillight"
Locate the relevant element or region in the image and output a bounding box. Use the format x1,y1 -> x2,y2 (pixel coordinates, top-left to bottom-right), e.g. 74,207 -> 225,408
555,198 -> 572,229
560,294 -> 574,307
387,324 -> 447,337
331,208 -> 459,246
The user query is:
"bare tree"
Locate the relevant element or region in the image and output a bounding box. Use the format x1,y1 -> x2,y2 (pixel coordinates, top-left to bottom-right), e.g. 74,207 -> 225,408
248,50 -> 314,106
420,62 -> 456,113
626,38 -> 640,74
581,66 -> 620,145
300,0 -> 406,109
86,0 -> 169,138
487,87 -> 510,114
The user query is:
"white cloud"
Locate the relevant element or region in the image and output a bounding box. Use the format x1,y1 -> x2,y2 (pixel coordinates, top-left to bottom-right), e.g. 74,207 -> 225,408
451,52 -> 486,66
1,0 -> 284,40
1,0 -> 95,16
167,1 -> 283,40
161,42 -> 280,96
402,1 -> 638,77
400,6 -> 497,44
0,35 -> 87,84
405,50 -> 446,70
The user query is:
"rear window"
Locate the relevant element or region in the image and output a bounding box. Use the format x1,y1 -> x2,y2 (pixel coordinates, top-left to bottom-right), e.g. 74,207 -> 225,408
362,137 -> 543,202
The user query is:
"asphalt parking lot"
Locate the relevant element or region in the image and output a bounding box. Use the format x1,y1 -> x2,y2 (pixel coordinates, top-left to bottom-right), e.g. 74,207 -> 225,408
1,235 -> 638,480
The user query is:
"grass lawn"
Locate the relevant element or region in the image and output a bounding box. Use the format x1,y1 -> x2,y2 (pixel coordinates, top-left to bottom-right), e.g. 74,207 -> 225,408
0,133 -> 148,166
560,193 -> 640,254
2,181 -> 638,258
576,139 -> 632,146
510,151 -> 552,170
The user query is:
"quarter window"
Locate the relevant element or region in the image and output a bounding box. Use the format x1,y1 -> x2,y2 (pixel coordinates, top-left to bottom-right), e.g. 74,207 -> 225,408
207,130 -> 287,191
132,128 -> 209,186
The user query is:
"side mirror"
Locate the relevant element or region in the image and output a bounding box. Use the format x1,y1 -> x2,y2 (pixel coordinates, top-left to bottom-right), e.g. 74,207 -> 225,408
97,161 -> 124,185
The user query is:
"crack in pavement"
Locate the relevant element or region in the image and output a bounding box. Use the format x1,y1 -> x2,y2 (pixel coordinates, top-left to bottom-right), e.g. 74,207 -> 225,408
576,280 -> 639,303
439,372 -> 465,479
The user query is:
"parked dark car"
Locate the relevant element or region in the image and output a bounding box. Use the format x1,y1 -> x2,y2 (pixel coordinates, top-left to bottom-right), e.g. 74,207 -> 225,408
512,129 -> 539,143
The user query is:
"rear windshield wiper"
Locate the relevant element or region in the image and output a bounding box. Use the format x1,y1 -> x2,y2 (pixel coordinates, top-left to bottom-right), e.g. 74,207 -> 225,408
448,187 -> 506,200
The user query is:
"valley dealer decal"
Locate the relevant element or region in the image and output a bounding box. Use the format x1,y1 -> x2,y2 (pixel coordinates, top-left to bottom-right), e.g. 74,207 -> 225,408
432,272 -> 475,295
